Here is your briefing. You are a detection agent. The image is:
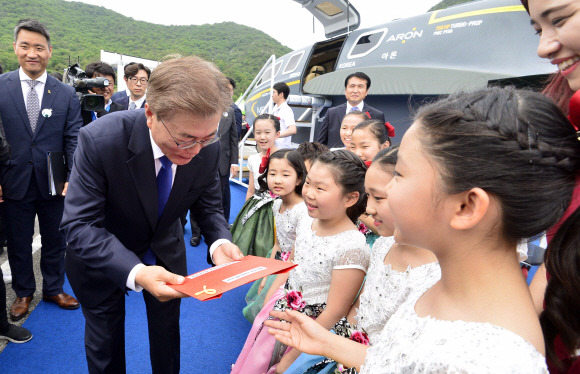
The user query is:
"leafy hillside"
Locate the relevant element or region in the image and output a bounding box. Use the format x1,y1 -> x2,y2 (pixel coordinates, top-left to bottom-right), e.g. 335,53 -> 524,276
429,0 -> 476,11
0,0 -> 292,95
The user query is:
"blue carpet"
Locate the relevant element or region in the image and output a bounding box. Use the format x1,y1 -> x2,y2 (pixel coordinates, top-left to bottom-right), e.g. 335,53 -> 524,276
0,182 -> 252,373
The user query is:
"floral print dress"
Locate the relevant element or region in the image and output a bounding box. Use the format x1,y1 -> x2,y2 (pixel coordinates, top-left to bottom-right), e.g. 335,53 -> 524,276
232,216 -> 370,374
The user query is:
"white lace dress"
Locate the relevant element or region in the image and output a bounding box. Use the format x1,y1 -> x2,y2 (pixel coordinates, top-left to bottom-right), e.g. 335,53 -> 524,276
355,236 -> 441,344
272,199 -> 307,257
361,290 -> 549,373
287,216 -> 370,306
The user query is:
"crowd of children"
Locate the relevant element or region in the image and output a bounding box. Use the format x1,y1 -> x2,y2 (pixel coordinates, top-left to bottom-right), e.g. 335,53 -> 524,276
227,83 -> 580,373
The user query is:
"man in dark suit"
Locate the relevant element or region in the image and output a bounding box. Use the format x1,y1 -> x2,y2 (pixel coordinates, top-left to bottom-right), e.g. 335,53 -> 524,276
0,19 -> 82,321
81,61 -> 125,126
189,106 -> 238,249
61,56 -> 244,374
110,62 -> 136,102
316,71 -> 386,148
114,63 -> 150,111
226,77 -> 243,138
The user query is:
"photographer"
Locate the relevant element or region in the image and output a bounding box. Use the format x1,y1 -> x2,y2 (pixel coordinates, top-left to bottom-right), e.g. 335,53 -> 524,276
81,61 -> 124,126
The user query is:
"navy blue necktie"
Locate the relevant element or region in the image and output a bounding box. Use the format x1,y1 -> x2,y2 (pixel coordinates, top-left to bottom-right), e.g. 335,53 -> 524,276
143,155 -> 173,265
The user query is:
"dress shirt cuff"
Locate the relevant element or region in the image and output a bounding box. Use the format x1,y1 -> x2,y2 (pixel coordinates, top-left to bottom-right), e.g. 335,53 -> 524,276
209,239 -> 231,264
127,263 -> 146,292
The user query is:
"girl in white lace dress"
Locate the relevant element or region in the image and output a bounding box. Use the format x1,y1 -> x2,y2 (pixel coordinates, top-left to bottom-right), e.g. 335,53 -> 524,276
243,149 -> 308,323
230,114 -> 280,259
285,146 -> 441,374
267,87 -> 580,373
232,150 -> 371,374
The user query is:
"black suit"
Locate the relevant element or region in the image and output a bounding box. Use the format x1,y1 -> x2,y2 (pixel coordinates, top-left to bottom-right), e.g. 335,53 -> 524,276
0,70 -> 82,297
111,90 -> 127,102
114,95 -> 146,111
61,109 -> 231,373
317,102 -> 385,148
189,107 -> 237,261
81,100 -> 125,126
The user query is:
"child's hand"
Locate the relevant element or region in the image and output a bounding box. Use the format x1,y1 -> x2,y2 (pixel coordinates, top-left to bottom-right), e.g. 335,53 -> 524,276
258,277 -> 267,294
265,309 -> 330,357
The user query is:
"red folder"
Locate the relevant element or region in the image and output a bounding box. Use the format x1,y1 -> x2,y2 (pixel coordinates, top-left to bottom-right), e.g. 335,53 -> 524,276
169,255 -> 297,301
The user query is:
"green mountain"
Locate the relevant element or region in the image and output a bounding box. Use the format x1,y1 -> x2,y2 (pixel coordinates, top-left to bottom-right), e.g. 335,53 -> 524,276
429,0 -> 475,11
0,0 -> 292,96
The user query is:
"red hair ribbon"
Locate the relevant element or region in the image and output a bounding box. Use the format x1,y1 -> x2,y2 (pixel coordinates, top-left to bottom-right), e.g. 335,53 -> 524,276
365,111 -> 371,119
258,148 -> 271,174
568,90 -> 580,131
364,160 -> 372,168
385,122 -> 395,137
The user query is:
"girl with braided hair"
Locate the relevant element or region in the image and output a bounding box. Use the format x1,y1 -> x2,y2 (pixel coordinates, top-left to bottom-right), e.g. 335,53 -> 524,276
232,150 -> 370,374
266,86 -> 580,373
522,1 -> 580,371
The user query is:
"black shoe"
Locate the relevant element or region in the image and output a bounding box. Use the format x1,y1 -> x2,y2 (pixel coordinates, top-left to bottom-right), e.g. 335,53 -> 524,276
190,235 -> 201,247
0,324 -> 33,343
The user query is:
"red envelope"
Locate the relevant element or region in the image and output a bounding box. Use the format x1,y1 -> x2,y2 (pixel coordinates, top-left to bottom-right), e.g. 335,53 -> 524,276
169,255 -> 297,301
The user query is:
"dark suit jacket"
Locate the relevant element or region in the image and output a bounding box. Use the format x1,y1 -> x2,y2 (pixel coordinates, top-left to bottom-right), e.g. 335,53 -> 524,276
111,90 -> 128,102
219,107 -> 239,177
114,95 -> 146,111
0,70 -> 82,199
232,103 -> 242,138
317,102 -> 386,148
61,110 -> 231,308
81,100 -> 126,126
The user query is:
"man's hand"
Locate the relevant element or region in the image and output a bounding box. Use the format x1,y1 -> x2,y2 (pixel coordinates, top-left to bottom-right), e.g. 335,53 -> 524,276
0,185 -> 3,203
61,182 -> 68,197
230,165 -> 239,178
135,265 -> 188,302
212,242 -> 243,265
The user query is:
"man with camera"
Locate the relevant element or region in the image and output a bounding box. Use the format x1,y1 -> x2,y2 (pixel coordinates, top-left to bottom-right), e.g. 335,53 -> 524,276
0,19 -> 82,321
81,61 -> 125,126
115,63 -> 151,110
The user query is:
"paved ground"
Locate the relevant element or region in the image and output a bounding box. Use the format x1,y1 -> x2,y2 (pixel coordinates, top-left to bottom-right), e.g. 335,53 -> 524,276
0,220 -> 41,353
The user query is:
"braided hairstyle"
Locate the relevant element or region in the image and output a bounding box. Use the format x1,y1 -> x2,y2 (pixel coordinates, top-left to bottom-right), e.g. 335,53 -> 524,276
541,206 -> 580,370
415,86 -> 580,243
311,149 -> 368,223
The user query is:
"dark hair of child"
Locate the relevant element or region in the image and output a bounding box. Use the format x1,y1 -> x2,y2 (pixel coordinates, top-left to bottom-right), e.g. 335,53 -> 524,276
415,86 -> 580,245
371,145 -> 399,171
296,142 -> 329,165
254,113 -> 280,132
541,206 -> 580,370
354,119 -> 390,145
312,149 -> 368,224
258,149 -> 306,196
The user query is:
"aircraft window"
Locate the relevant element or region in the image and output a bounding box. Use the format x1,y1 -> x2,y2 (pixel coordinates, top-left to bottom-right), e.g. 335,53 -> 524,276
283,51 -> 304,75
257,60 -> 284,86
347,28 -> 388,59
315,1 -> 342,17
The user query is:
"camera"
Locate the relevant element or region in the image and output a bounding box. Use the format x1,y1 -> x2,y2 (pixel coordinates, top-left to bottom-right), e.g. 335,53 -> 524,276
63,63 -> 110,112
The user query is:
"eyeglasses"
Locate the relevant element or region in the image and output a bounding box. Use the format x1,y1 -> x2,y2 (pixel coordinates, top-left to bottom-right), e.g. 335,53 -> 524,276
129,76 -> 148,85
158,116 -> 220,149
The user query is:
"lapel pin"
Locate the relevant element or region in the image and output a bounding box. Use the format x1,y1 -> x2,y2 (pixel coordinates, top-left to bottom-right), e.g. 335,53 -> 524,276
48,90 -> 51,94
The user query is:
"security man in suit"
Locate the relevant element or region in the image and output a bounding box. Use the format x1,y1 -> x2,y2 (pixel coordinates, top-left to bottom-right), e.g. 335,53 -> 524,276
189,105 -> 238,250
0,19 -> 82,321
61,56 -> 244,374
317,72 -> 386,148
